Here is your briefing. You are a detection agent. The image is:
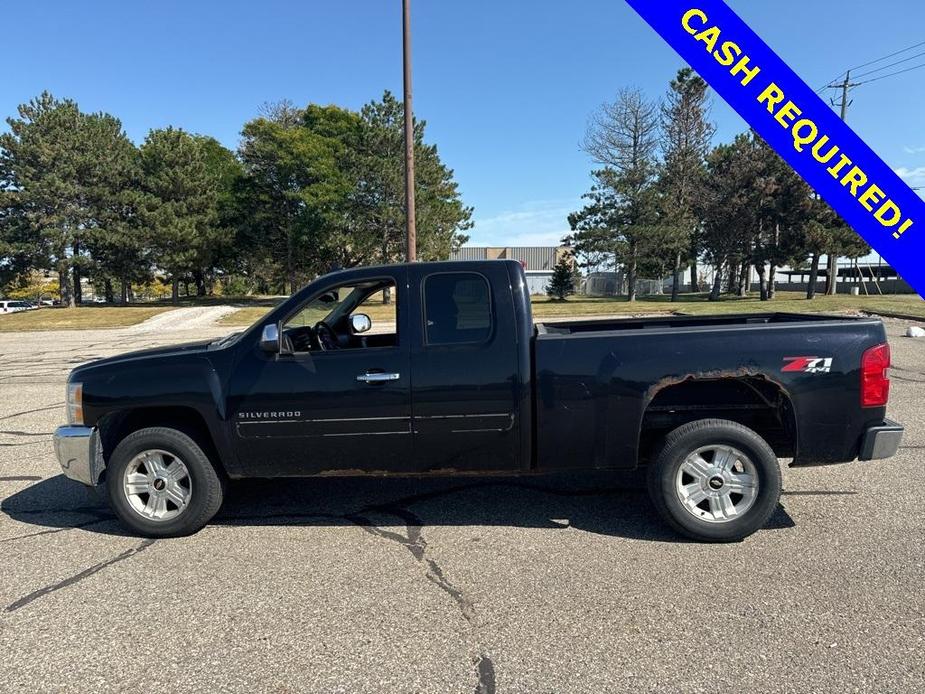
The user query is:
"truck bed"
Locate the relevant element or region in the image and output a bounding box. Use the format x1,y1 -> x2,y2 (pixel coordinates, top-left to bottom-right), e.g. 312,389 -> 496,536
532,311 -> 888,471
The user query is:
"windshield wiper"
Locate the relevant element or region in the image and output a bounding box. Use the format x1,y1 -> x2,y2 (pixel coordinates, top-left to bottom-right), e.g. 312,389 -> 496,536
211,332 -> 241,348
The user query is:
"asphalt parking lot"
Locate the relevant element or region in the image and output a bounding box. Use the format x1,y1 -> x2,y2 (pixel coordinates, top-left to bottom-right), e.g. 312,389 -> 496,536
0,315 -> 923,693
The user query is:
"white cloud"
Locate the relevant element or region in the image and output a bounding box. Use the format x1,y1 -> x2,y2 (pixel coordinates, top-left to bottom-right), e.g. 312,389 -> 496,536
895,166 -> 925,193
903,145 -> 925,155
467,198 -> 580,247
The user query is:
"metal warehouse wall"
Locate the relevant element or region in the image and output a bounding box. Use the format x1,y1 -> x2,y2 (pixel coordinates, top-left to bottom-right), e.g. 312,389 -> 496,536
450,247 -> 489,261
507,247 -> 557,271
524,273 -> 553,295
449,246 -> 561,271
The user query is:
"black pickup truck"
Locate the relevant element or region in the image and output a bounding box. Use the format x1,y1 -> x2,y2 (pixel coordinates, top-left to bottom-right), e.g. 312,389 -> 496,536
53,260 -> 903,541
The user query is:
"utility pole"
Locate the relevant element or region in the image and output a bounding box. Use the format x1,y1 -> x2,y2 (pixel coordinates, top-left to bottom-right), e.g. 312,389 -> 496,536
824,70 -> 859,295
402,0 -> 417,262
832,70 -> 858,121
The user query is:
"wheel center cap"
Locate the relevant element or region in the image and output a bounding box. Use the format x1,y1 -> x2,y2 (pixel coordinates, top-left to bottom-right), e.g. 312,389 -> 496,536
153,478 -> 166,491
708,476 -> 724,490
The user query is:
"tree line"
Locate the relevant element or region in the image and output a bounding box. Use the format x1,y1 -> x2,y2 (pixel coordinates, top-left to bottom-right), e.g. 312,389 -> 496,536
0,92 -> 472,305
567,68 -> 869,301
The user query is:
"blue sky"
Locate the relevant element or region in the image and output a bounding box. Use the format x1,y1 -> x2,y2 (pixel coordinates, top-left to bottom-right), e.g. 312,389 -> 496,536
3,0 -> 925,247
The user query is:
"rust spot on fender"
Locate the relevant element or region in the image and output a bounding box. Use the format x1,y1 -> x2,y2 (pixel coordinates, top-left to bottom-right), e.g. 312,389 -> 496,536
643,367 -> 785,407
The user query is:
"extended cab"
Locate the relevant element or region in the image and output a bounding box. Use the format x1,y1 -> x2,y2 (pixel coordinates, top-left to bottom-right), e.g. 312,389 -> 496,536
53,260 -> 903,541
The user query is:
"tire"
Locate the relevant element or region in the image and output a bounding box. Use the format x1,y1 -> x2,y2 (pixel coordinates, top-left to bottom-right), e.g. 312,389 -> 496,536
647,419 -> 782,542
105,427 -> 224,537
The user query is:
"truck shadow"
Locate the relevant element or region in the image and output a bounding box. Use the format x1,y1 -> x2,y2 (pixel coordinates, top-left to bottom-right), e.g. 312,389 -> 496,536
2,472 -> 796,543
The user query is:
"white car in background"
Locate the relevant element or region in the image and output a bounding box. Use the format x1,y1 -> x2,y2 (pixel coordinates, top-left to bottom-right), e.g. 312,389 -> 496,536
1,300 -> 34,314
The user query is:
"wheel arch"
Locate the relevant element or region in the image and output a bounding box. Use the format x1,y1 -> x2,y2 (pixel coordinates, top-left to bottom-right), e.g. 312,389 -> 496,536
98,406 -> 225,476
638,375 -> 798,464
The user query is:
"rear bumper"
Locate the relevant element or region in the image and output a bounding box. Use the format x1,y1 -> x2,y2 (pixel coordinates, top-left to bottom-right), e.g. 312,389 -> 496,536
53,426 -> 105,486
859,419 -> 904,461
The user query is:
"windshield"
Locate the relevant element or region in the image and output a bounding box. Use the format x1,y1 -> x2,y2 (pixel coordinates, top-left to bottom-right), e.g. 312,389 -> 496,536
285,285 -> 366,328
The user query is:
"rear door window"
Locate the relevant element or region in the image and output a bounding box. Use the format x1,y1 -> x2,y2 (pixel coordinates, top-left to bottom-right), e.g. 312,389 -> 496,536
423,273 -> 492,345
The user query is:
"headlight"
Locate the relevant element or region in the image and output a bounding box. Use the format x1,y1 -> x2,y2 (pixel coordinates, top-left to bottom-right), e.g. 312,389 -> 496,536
67,382 -> 84,426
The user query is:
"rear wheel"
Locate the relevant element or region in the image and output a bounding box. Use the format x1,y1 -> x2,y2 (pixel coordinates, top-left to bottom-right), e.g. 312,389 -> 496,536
647,419 -> 781,542
105,427 -> 224,537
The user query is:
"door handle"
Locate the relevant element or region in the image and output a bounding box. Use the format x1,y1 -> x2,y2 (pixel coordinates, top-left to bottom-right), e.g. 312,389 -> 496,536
357,372 -> 401,383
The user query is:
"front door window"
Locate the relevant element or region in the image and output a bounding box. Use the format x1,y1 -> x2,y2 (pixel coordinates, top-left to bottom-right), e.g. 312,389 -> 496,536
282,279 -> 398,353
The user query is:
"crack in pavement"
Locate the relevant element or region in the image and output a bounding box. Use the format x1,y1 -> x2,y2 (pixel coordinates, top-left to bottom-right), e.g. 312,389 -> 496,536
891,366 -> 925,377
1,479 -> 629,688
474,654 -> 497,694
890,374 -> 925,383
0,403 -> 64,421
346,506 -> 492,692
0,475 -> 42,482
2,452 -> 51,463
0,516 -> 111,546
226,479 -> 629,691
5,538 -> 156,613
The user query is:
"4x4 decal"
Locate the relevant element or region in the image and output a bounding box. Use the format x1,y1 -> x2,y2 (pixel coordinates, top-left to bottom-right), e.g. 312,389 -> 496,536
782,356 -> 833,374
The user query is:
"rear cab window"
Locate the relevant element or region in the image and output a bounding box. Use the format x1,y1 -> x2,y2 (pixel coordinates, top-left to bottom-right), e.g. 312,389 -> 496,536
423,272 -> 492,345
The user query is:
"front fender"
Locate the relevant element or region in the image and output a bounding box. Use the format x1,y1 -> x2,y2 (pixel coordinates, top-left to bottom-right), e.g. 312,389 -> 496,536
79,356 -> 239,475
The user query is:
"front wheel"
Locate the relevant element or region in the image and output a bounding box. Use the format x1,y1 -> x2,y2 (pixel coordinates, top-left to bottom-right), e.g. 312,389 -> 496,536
647,419 -> 782,542
105,427 -> 224,537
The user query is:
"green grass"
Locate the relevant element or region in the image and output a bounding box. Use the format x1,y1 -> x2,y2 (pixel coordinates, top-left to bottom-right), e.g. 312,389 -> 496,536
531,292 -> 925,319
0,306 -> 175,331
218,291 -> 925,327
219,297 -> 396,327
5,291 -> 919,332
219,306 -> 277,326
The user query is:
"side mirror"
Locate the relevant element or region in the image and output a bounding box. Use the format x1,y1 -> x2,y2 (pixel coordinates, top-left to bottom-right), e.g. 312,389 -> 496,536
259,324 -> 280,352
350,313 -> 371,334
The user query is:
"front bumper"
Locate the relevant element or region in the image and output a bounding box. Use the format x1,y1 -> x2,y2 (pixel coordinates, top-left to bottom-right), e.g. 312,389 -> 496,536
858,419 -> 904,461
53,426 -> 105,486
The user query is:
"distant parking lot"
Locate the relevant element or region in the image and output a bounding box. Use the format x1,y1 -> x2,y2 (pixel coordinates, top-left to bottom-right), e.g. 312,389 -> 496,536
0,317 -> 923,692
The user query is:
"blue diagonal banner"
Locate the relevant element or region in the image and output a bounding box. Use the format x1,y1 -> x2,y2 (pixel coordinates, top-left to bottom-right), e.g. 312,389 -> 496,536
626,0 -> 925,299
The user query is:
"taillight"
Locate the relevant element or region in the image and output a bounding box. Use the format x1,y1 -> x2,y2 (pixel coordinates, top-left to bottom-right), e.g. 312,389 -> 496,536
860,343 -> 890,408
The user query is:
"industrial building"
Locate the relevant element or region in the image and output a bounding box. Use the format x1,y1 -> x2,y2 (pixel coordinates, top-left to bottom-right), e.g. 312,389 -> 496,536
449,246 -> 573,295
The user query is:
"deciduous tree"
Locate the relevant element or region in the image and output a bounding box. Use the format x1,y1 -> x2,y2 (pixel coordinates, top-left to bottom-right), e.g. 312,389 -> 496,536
570,88 -> 661,301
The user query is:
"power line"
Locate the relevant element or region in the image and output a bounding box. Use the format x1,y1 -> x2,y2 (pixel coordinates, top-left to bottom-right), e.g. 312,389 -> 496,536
845,39 -> 925,73
856,61 -> 925,85
817,71 -> 846,93
817,39 -> 925,92
852,49 -> 925,79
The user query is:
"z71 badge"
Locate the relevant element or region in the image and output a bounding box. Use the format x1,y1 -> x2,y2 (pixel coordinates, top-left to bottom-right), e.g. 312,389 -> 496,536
782,356 -> 833,374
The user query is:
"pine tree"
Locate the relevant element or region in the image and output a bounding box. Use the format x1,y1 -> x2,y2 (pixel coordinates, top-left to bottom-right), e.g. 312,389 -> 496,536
353,91 -> 472,264
139,128 -> 217,303
0,93 -> 141,306
659,68 -> 714,300
546,257 -> 577,300
81,112 -> 146,303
